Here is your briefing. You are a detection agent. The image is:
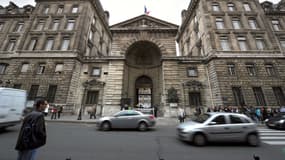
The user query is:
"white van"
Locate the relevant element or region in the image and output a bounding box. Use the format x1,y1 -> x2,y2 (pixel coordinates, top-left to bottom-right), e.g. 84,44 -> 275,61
0,87 -> 27,129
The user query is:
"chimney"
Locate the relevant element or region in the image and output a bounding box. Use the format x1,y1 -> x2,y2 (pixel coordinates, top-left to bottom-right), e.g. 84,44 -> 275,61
104,11 -> 109,25
181,9 -> 187,24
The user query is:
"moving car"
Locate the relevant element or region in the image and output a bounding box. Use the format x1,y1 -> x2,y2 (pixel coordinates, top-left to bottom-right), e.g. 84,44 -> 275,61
0,87 -> 27,130
177,112 -> 260,146
97,110 -> 156,131
265,112 -> 285,130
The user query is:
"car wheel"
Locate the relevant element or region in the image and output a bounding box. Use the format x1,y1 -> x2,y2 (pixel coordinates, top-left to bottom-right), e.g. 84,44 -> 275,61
193,134 -> 206,146
138,122 -> 148,131
247,133 -> 260,146
101,121 -> 111,131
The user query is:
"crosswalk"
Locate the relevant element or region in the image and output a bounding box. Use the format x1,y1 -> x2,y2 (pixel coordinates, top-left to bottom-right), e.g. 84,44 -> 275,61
259,128 -> 285,145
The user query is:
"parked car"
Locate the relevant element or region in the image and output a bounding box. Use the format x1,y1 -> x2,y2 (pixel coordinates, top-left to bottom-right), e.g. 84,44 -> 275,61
97,110 -> 156,131
177,112 -> 260,146
265,112 -> 285,130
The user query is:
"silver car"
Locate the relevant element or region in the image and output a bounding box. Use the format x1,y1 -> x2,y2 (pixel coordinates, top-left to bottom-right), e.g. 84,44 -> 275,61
177,112 -> 260,146
97,110 -> 156,131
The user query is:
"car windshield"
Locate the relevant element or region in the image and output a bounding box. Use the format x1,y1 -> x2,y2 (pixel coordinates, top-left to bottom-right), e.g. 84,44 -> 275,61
191,113 -> 211,123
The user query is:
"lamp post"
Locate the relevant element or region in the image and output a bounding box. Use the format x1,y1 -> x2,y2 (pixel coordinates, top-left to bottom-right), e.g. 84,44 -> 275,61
77,80 -> 90,120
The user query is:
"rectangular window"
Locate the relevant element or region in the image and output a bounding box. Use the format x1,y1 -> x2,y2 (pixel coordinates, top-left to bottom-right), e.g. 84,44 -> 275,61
85,91 -> 98,104
212,3 -> 220,11
6,39 -> 16,51
14,22 -> 24,32
46,85 -> 57,103
43,6 -> 49,14
246,63 -> 256,76
28,85 -> 39,100
189,92 -> 202,106
44,38 -> 54,51
28,38 -> 38,50
272,20 -> 281,31
280,39 -> 285,49
71,6 -> 79,13
216,18 -> 224,29
21,63 -> 29,73
249,18 -> 258,29
187,67 -> 198,77
91,67 -> 101,76
60,38 -> 70,51
243,3 -> 251,11
232,18 -> 241,29
228,3 -> 235,11
0,22 -> 4,31
51,19 -> 60,30
273,87 -> 285,106
265,64 -> 276,76
55,64 -> 63,73
232,87 -> 245,106
227,64 -> 236,75
256,37 -> 265,50
89,30 -> 94,41
220,36 -> 230,51
237,36 -> 248,51
57,5 -> 64,14
86,45 -> 91,56
253,87 -> 266,106
66,19 -> 75,30
0,64 -> 7,74
37,63 -> 46,74
36,20 -> 45,30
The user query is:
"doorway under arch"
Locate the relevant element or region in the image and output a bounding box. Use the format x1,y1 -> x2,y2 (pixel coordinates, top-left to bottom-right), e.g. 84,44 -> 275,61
135,75 -> 153,108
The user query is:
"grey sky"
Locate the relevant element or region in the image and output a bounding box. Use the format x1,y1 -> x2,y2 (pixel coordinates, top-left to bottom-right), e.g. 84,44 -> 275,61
0,0 -> 280,25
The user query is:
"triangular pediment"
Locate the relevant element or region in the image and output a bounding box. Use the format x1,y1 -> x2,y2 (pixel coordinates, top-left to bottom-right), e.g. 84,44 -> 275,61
110,14 -> 178,30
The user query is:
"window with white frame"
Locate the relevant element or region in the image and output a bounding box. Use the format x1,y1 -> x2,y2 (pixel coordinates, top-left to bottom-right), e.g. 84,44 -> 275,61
237,36 -> 248,51
89,30 -> 94,41
57,5 -> 64,14
14,22 -> 24,32
0,64 -> 7,74
6,39 -> 16,51
243,3 -> 251,11
255,37 -> 265,50
280,39 -> 285,49
66,19 -> 75,30
36,20 -> 45,30
91,67 -> 101,76
265,64 -> 276,76
232,18 -> 241,29
246,63 -> 256,76
60,38 -> 70,51
187,67 -> 198,77
71,5 -> 78,13
227,63 -> 236,75
220,36 -> 230,51
272,20 -> 281,31
55,63 -> 63,73
216,18 -> 224,29
212,2 -> 220,11
37,63 -> 46,74
21,63 -> 29,73
44,38 -> 54,51
248,18 -> 258,29
228,3 -> 235,11
28,38 -> 38,50
43,6 -> 49,14
51,19 -> 60,30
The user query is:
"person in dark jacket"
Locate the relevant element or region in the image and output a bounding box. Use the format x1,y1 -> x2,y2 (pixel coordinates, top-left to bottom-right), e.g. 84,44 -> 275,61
15,99 -> 48,160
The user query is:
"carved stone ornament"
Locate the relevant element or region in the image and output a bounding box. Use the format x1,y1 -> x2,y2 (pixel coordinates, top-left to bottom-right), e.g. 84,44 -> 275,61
184,80 -> 203,89
83,79 -> 105,87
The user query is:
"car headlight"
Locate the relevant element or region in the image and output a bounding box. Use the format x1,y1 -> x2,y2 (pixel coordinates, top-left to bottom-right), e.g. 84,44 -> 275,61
264,119 -> 268,123
279,119 -> 285,123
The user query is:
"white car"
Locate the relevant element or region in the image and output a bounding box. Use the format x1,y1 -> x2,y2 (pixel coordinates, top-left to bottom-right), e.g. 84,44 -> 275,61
177,112 -> 260,146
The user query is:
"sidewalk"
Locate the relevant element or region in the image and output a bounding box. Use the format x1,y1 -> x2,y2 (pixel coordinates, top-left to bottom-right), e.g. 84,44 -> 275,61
45,114 -> 180,126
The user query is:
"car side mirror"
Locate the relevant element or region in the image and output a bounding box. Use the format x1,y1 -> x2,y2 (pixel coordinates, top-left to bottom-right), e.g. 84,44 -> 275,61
208,121 -> 217,125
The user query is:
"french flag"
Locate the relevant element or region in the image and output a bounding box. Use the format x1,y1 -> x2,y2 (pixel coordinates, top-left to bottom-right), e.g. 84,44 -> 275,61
144,5 -> 150,15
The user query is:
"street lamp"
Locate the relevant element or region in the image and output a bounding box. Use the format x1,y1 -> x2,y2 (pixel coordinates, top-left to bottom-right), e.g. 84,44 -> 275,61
77,80 -> 90,120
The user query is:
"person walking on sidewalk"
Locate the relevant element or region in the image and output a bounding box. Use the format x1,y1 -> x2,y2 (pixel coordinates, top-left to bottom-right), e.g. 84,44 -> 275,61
178,107 -> 186,123
15,99 -> 48,160
89,105 -> 97,119
57,105 -> 63,119
50,105 -> 57,120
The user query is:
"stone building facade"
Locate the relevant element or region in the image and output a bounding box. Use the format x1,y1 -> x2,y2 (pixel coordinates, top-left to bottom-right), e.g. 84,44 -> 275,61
0,0 -> 285,117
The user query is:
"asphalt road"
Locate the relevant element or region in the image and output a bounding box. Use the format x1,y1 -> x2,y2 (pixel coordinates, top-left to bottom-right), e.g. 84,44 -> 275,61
0,122 -> 284,160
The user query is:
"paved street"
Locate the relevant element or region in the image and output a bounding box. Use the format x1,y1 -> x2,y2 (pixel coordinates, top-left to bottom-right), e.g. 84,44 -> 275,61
0,122 -> 284,160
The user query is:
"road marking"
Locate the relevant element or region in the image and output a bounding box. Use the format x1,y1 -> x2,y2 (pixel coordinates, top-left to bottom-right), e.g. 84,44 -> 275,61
259,128 -> 285,145
261,137 -> 285,140
260,133 -> 285,136
262,141 -> 285,145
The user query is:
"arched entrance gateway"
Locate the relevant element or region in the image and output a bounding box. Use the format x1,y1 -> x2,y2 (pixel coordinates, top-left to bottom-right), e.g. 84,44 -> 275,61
122,40 -> 162,115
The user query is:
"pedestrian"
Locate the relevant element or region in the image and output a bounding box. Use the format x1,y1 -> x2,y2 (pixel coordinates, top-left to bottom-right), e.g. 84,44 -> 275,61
57,105 -> 63,119
43,103 -> 49,116
50,105 -> 57,120
177,107 -> 185,123
15,99 -> 48,160
89,105 -> 97,119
